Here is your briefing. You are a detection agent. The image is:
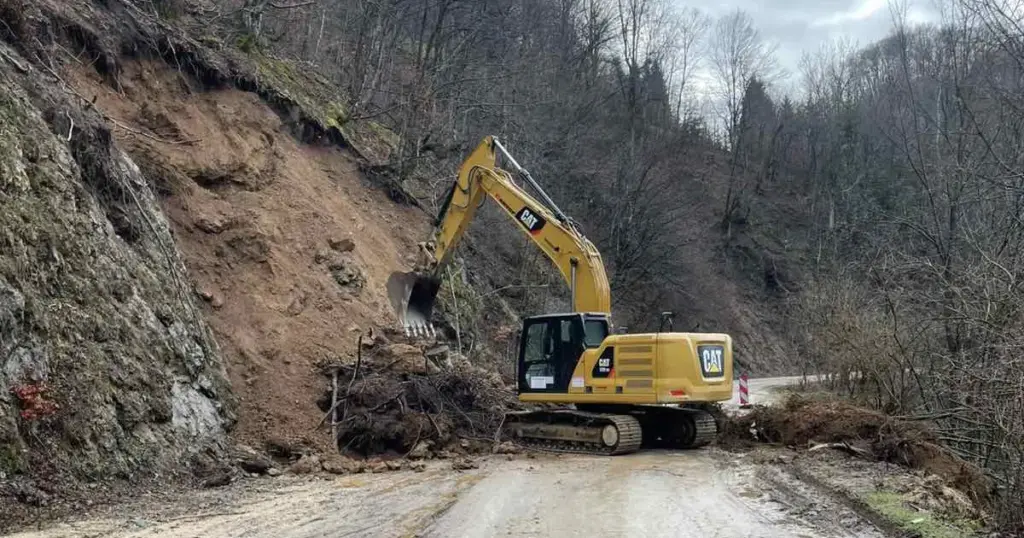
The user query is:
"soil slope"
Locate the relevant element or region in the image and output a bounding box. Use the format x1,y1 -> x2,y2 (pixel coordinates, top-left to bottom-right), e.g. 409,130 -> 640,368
66,59 -> 432,452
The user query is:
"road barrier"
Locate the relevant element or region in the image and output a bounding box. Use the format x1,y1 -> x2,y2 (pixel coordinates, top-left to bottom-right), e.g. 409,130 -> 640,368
739,373 -> 751,409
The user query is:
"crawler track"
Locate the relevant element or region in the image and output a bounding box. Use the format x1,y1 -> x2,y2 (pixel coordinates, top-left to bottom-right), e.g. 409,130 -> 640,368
503,405 -> 718,455
504,410 -> 643,455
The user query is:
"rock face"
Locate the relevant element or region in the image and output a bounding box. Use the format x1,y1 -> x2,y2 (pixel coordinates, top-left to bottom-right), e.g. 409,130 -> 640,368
0,45 -> 233,485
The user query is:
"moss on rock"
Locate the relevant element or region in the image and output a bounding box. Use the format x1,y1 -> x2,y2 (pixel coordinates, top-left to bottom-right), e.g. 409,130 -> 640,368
0,41 -> 234,504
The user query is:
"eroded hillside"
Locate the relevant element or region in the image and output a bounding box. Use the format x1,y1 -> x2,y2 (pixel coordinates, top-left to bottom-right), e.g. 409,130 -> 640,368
0,32 -> 233,530
0,0 -> 449,527
66,58 -> 433,450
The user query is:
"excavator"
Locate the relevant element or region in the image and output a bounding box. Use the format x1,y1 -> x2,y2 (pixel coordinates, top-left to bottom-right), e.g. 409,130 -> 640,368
386,136 -> 733,455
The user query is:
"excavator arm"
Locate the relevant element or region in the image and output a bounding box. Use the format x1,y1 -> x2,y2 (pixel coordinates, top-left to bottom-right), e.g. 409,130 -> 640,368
387,136 -> 611,334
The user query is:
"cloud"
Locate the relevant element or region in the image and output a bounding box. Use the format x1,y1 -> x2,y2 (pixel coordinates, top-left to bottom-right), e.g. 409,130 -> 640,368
810,0 -> 888,27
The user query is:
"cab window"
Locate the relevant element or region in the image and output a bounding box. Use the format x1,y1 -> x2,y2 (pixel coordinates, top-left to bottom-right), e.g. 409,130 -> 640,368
583,319 -> 608,348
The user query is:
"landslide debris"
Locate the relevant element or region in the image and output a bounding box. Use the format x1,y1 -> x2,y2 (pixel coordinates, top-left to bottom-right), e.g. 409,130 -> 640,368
319,335 -> 516,459
0,0 -> 429,530
723,395 -> 994,514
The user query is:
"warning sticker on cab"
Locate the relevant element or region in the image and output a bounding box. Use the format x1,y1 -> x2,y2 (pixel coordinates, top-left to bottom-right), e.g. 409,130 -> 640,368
529,376 -> 554,389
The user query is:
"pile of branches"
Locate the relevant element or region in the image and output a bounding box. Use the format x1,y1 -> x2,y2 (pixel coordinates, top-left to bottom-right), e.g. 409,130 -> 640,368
319,338 -> 517,457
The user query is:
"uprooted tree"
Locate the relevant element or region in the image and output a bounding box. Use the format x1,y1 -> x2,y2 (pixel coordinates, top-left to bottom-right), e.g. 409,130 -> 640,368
318,336 -> 516,458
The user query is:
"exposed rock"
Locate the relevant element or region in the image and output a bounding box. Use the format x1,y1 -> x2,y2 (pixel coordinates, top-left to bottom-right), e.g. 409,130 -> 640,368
197,288 -> 224,309
493,442 -> 521,455
314,249 -> 337,265
9,481 -> 51,507
0,276 -> 24,337
341,459 -> 367,474
360,327 -> 388,348
285,292 -> 306,316
329,260 -> 365,289
328,237 -> 355,253
0,59 -> 234,496
407,441 -> 431,460
377,344 -> 436,375
171,381 -> 223,441
3,346 -> 49,385
232,445 -> 273,475
287,454 -> 321,475
424,345 -> 452,368
201,472 -> 232,488
266,467 -> 281,477
194,215 -> 232,234
451,457 -> 479,470
410,461 -> 427,472
321,460 -> 348,475
315,249 -> 365,289
264,437 -> 310,460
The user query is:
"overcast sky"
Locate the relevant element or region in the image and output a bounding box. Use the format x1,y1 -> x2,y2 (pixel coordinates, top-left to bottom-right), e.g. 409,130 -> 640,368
676,0 -> 943,98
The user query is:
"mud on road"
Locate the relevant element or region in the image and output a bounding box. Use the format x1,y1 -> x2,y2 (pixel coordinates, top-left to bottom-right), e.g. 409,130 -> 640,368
8,447 -> 885,538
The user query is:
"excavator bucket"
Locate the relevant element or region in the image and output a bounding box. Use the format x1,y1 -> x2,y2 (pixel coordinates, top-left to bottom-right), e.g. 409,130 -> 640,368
386,271 -> 440,337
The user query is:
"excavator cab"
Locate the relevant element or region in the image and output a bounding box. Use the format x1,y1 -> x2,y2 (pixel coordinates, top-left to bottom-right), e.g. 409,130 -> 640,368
517,313 -> 609,394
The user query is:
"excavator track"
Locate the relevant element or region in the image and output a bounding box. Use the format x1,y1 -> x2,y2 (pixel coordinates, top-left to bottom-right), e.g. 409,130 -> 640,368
504,405 -> 718,455
503,410 -> 643,456
627,405 -> 717,450
664,407 -> 717,449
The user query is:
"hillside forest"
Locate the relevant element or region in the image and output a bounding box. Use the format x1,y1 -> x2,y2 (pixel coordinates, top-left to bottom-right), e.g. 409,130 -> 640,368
79,0 -> 1024,530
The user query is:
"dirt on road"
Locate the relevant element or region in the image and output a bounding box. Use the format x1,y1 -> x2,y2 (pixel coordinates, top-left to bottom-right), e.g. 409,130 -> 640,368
7,448 -> 886,538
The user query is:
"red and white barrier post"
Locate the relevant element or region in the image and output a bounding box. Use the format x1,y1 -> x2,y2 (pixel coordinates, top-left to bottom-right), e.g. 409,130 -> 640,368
739,373 -> 751,409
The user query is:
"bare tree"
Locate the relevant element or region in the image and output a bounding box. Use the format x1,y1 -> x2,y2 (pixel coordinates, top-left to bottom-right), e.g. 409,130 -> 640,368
706,8 -> 778,236
708,9 -> 779,151
662,6 -> 710,120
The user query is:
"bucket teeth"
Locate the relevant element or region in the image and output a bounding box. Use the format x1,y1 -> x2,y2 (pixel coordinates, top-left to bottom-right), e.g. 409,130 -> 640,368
403,321 -> 436,339
387,270 -> 441,339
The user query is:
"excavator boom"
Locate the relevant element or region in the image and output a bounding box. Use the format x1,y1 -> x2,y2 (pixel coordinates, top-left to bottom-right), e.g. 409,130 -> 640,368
388,136 -> 611,334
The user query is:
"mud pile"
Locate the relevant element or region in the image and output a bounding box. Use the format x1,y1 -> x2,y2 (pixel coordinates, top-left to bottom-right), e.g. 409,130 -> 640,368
724,395 -> 993,509
319,333 -> 517,458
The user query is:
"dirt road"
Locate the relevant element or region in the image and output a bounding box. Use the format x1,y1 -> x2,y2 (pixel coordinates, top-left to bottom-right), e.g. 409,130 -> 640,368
9,376 -> 886,538
8,450 -> 883,538
421,450 -> 882,538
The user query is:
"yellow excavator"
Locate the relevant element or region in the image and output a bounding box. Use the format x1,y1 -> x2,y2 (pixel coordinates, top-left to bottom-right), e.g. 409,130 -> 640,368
387,136 -> 733,455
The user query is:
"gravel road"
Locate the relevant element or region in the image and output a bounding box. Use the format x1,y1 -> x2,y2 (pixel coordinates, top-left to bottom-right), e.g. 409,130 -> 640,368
8,375 -> 886,538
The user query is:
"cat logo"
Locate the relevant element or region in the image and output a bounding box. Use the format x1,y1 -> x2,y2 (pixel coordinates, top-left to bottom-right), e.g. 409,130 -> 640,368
698,345 -> 725,377
515,207 -> 547,235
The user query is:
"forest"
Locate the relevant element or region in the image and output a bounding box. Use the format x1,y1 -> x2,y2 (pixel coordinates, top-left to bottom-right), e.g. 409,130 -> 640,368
180,0 -> 1024,528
